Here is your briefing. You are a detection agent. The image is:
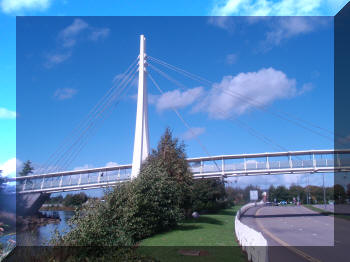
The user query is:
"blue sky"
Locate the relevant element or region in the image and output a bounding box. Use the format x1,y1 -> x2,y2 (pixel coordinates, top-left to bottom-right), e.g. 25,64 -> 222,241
0,0 -> 348,192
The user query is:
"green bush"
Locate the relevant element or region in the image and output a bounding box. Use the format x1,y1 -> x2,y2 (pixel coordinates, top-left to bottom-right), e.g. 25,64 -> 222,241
121,158 -> 184,241
63,193 -> 88,207
192,178 -> 226,213
55,154 -> 184,247
148,128 -> 193,215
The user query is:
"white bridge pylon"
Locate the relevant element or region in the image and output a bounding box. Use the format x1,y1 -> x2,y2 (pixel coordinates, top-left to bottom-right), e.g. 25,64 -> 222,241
131,35 -> 150,179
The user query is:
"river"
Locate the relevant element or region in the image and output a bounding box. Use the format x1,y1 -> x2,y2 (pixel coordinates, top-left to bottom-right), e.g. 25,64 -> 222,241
0,210 -> 75,247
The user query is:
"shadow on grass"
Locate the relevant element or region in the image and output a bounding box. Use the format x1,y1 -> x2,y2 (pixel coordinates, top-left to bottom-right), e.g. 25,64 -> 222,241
217,209 -> 237,216
183,216 -> 223,225
175,224 -> 203,231
137,246 -> 246,262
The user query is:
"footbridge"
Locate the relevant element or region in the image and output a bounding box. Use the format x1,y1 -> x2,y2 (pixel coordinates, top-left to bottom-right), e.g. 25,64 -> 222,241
12,35 -> 349,195
10,149 -> 350,194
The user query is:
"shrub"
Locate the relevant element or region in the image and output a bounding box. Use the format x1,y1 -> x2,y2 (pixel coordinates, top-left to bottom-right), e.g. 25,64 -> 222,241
192,178 -> 226,213
121,158 -> 184,241
148,128 -> 193,215
56,151 -> 184,247
63,193 -> 88,207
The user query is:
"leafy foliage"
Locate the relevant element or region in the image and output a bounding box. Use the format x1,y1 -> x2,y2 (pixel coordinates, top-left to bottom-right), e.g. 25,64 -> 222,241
63,193 -> 88,207
268,184 -> 334,204
147,128 -> 193,214
334,184 -> 346,204
192,178 -> 227,212
54,129 -> 187,248
225,185 -> 262,205
18,160 -> 34,177
0,175 -> 5,194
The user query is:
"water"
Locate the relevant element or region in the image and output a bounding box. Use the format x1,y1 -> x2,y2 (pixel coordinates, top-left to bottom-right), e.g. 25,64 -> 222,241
1,211 -> 75,247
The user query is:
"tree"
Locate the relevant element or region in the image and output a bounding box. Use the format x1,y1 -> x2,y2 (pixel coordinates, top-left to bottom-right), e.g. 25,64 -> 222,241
147,128 -> 193,216
63,193 -> 88,207
55,128 -> 187,247
18,160 -> 34,177
347,184 -> 350,199
57,154 -> 184,247
225,186 -> 244,205
192,178 -> 226,212
269,185 -> 289,202
0,172 -> 4,194
289,184 -> 305,203
268,185 -> 276,202
334,184 -> 346,204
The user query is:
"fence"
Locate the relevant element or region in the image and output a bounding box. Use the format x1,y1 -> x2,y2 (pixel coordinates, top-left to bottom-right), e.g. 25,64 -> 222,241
235,202 -> 268,262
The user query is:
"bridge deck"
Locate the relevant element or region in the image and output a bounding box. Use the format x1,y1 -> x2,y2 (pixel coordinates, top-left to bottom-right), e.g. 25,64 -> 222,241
11,149 -> 350,194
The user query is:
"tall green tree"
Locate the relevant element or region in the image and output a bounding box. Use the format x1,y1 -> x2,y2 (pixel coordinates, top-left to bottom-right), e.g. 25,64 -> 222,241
192,178 -> 226,212
0,171 -> 4,194
146,128 -> 193,216
334,184 -> 346,204
19,160 -> 34,177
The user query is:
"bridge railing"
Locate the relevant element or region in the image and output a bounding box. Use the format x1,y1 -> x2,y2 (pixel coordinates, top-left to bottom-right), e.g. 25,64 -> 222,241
16,165 -> 132,193
12,149 -> 350,193
188,149 -> 350,176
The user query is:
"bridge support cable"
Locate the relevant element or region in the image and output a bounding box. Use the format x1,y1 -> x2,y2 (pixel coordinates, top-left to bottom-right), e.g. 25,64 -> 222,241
50,67 -> 138,173
148,63 -> 292,154
44,64 -> 138,174
148,72 -> 221,173
148,56 -> 336,142
39,58 -> 138,174
60,71 -> 139,172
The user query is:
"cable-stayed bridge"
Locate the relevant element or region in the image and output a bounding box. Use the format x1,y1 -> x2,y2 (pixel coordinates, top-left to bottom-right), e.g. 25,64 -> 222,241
12,35 -> 348,196
12,149 -> 350,194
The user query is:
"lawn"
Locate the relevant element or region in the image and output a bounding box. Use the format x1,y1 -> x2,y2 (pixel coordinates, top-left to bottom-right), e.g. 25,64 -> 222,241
136,206 -> 247,262
304,204 -> 350,221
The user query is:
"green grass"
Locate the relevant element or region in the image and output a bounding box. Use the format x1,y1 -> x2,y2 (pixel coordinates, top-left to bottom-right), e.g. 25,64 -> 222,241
304,205 -> 350,221
136,206 -> 247,262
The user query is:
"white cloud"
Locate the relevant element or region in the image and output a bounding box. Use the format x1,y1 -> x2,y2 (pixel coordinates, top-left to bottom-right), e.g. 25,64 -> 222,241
263,17 -> 328,48
89,28 -> 110,41
208,16 -> 235,31
211,0 -> 327,16
155,87 -> 204,111
45,51 -> 72,67
106,161 -> 118,167
1,0 -> 51,13
45,19 -> 110,68
226,53 -> 238,65
209,15 -> 330,51
181,127 -> 205,140
338,134 -> 350,145
59,18 -> 89,48
298,83 -> 313,95
194,67 -> 297,119
113,73 -> 138,87
0,158 -> 22,178
73,164 -> 93,171
0,108 -> 16,119
54,88 -> 77,100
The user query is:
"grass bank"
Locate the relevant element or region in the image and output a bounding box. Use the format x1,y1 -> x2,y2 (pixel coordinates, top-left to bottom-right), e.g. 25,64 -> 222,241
304,204 -> 350,221
137,206 -> 247,262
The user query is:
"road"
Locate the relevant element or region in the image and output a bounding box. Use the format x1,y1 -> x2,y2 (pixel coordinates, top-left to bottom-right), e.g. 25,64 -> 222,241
240,205 -> 349,262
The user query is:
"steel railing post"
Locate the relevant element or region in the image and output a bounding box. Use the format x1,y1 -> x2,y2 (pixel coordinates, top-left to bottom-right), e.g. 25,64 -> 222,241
266,156 -> 270,170
40,177 -> 45,190
22,179 -> 27,192
221,158 -> 225,176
